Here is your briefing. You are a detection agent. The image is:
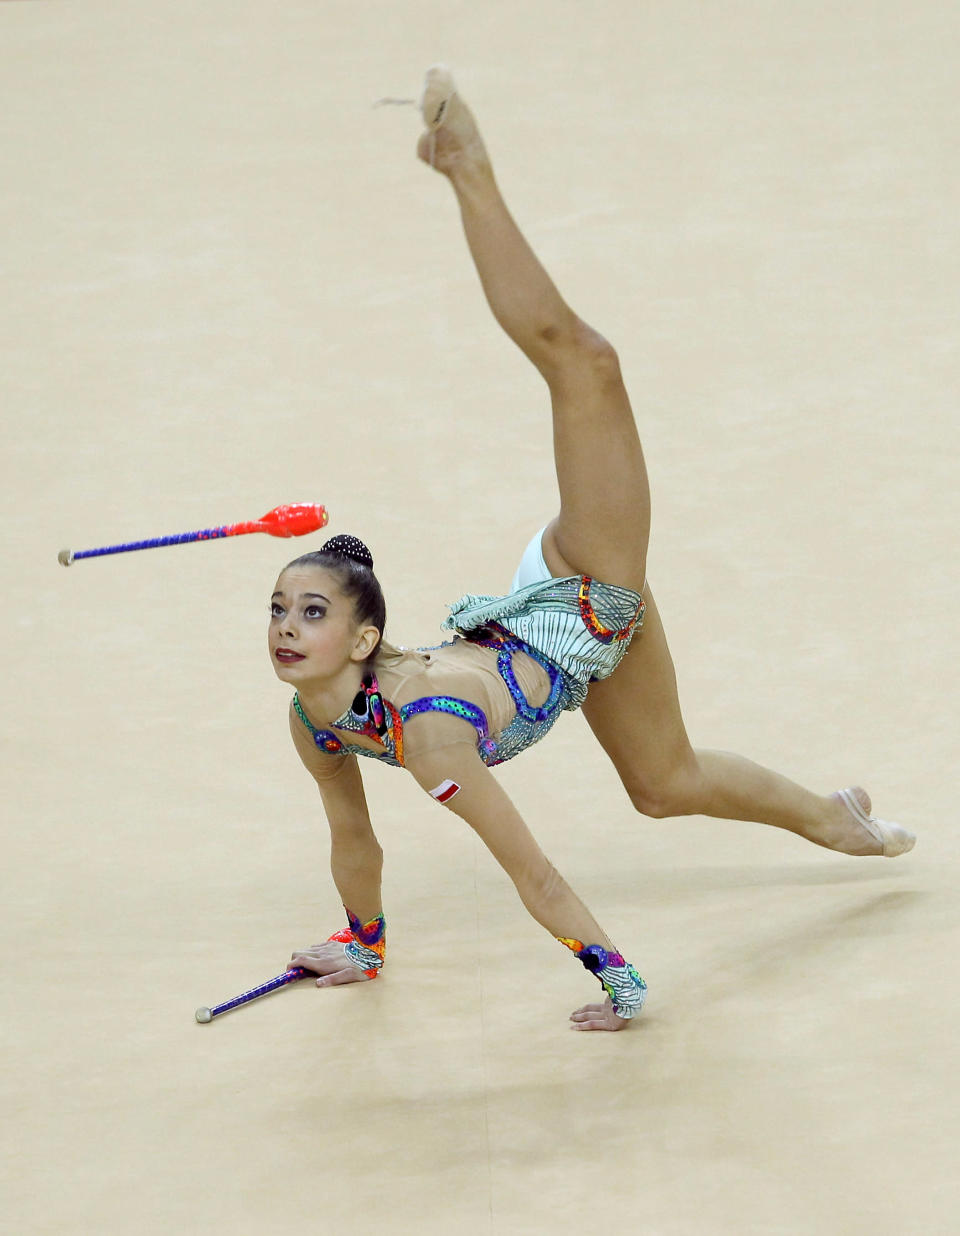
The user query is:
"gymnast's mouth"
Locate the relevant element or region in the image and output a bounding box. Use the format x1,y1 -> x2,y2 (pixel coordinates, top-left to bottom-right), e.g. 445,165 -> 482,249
275,648 -> 306,663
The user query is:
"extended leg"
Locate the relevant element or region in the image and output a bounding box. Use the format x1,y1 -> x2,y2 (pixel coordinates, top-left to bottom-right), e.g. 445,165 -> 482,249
575,584 -> 914,855
418,67 -> 649,592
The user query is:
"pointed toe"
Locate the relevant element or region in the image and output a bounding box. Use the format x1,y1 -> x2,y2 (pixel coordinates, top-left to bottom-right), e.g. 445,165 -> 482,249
833,787 -> 916,858
420,64 -> 458,131
878,821 -> 916,857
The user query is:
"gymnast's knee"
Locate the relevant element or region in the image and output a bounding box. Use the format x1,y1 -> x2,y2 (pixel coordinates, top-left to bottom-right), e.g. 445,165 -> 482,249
539,320 -> 622,382
625,756 -> 702,820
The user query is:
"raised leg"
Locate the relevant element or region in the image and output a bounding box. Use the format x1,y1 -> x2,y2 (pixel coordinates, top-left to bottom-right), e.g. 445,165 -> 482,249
418,67 -> 649,593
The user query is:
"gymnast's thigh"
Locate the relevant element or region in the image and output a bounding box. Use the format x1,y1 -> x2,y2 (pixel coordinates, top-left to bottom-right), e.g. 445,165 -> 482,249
536,528 -> 694,784
580,584 -> 696,787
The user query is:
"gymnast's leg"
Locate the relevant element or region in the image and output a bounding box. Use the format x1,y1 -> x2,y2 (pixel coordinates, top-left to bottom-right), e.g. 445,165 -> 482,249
577,589 -> 907,854
417,69 -> 913,857
417,68 -> 649,595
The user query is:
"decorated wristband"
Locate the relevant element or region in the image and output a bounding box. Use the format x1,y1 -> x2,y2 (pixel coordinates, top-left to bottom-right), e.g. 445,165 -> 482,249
328,908 -> 386,979
557,937 -> 647,1019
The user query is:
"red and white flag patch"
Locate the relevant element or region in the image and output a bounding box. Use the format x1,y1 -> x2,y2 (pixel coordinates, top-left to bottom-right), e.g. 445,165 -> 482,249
429,779 -> 461,804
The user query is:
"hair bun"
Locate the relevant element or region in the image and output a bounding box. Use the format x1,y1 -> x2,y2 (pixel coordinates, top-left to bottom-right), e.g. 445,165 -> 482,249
320,534 -> 374,570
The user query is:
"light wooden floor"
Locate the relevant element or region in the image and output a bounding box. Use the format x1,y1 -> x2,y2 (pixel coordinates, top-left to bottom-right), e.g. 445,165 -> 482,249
3,2 -> 958,1233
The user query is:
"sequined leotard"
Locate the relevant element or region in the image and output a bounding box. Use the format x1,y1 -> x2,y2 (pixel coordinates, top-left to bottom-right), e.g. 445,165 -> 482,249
293,573 -> 645,769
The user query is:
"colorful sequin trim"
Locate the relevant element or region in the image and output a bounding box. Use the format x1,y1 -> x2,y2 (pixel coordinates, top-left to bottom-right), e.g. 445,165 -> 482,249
293,694 -> 344,754
403,694 -> 488,733
577,576 -> 645,646
294,674 -> 402,762
467,623 -> 566,723
557,936 -> 647,1019
385,698 -> 405,767
328,908 -> 386,979
293,673 -> 490,769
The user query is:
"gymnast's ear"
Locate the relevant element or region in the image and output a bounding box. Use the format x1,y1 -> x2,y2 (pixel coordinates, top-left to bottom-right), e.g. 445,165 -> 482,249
351,624 -> 382,662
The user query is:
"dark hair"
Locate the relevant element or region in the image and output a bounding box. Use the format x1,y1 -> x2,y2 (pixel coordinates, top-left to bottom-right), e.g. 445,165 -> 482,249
284,535 -> 386,662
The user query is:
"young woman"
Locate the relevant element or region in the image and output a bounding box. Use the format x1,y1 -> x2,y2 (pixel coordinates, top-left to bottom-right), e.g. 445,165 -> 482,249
272,67 -> 915,1032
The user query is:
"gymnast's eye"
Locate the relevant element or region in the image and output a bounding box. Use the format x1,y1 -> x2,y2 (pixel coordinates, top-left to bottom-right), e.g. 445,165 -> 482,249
304,604 -> 326,619
270,603 -> 285,618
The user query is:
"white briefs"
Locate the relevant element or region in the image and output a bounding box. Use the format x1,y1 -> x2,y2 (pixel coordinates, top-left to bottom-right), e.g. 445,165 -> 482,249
510,525 -> 552,593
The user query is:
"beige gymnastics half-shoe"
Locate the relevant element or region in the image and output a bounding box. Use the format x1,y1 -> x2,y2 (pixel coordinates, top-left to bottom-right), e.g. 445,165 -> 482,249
419,63 -> 458,131
832,787 -> 916,857
416,65 -> 489,173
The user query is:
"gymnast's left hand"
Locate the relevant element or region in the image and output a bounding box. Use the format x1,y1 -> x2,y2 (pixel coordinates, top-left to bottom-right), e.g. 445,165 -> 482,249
288,942 -> 373,987
569,996 -> 631,1031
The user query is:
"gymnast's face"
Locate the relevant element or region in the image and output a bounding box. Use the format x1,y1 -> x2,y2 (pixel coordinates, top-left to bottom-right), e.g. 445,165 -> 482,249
269,566 -> 379,685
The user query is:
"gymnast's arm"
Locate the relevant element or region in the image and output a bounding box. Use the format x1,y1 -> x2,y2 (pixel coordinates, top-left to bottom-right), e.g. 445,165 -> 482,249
285,702 -> 385,986
405,729 -> 637,1029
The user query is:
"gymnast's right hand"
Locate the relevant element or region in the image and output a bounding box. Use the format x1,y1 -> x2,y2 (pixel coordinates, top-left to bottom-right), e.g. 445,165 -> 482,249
288,941 -> 374,987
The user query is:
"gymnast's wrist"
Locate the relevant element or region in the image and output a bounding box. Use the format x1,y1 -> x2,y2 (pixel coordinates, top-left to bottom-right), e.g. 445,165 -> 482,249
557,936 -> 647,1019
328,907 -> 387,979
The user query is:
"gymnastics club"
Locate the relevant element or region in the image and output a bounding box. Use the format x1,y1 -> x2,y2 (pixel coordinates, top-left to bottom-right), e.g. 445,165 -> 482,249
57,503 -> 328,566
195,966 -> 310,1023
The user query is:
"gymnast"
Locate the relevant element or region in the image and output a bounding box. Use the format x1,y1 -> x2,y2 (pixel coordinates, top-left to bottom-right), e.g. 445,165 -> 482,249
273,67 -> 915,1031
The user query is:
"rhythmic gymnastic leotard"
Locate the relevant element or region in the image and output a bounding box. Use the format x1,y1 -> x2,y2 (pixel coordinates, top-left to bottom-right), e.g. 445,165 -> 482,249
292,573 -> 644,770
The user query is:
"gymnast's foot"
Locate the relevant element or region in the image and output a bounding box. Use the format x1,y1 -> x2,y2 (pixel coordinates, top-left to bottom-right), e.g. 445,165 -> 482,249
818,785 -> 916,857
416,64 -> 491,180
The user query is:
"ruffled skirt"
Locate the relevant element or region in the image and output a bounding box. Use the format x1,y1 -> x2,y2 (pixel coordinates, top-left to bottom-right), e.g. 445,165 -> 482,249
442,574 -> 645,707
